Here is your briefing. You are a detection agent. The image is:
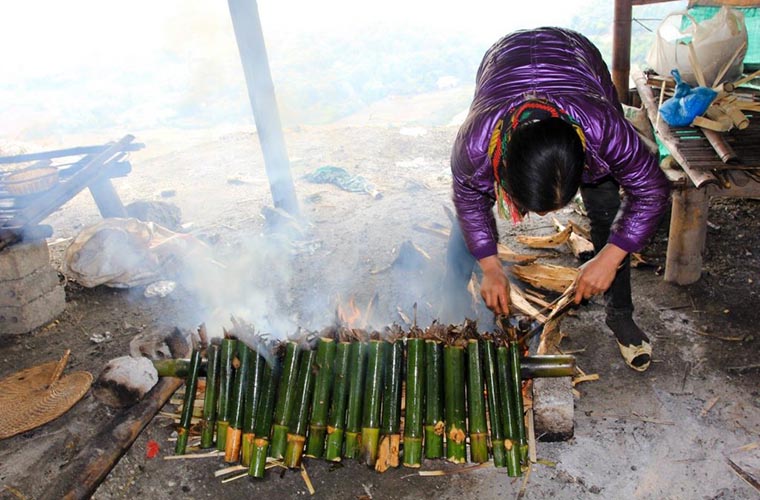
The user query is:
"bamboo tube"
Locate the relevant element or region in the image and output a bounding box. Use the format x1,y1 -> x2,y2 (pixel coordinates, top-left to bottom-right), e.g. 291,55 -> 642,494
424,339 -> 444,459
224,341 -> 251,462
248,357 -> 280,478
509,340 -> 528,463
343,340 -> 368,460
324,341 -> 351,461
284,349 -> 317,468
466,339 -> 488,464
360,339 -> 386,467
270,341 -> 301,460
376,339 -> 403,472
520,356 -> 576,378
174,349 -> 202,455
153,358 -> 207,378
402,337 -> 425,468
483,339 -> 506,467
497,344 -> 521,476
305,337 -> 336,458
240,346 -> 266,466
200,343 -> 221,449
444,344 -> 467,464
216,337 -> 237,452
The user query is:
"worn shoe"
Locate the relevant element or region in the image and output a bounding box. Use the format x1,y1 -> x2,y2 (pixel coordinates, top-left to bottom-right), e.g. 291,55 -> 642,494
606,314 -> 652,372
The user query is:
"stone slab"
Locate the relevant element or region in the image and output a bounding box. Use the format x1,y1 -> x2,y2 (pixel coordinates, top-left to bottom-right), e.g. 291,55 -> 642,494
532,376 -> 574,441
0,285 -> 65,335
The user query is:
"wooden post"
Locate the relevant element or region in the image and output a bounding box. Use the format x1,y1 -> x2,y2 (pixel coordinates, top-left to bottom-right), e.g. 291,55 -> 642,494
89,177 -> 127,218
612,0 -> 633,105
227,0 -> 299,216
664,186 -> 709,285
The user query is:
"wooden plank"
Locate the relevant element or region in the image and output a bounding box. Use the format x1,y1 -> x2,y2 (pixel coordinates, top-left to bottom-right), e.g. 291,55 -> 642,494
664,186 -> 709,285
0,142 -> 143,164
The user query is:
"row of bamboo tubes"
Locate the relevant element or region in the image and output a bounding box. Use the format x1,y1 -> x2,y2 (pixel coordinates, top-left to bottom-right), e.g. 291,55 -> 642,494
170,319 -> 575,479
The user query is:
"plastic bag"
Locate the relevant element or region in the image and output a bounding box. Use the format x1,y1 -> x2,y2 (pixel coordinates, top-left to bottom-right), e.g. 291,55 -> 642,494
647,6 -> 748,86
659,69 -> 717,127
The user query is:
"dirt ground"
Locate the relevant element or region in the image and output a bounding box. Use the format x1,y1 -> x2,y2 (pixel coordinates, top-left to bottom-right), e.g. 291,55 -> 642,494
0,119 -> 759,499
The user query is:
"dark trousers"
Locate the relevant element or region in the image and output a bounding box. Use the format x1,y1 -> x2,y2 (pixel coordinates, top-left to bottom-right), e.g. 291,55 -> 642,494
443,177 -> 632,318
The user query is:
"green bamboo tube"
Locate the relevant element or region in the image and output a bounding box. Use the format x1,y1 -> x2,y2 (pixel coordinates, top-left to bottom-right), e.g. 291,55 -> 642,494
483,340 -> 506,467
216,338 -> 238,452
424,339 -> 444,459
360,339 -> 386,466
521,362 -> 576,379
153,358 -> 207,378
444,344 -> 467,464
284,349 -> 317,468
466,339 -> 489,463
497,344 -> 521,476
200,343 -> 221,449
241,347 -> 266,466
402,337 -> 425,468
509,340 -> 528,462
305,337 -> 336,458
174,349 -> 202,455
224,341 -> 251,463
324,341 -> 351,461
249,358 -> 280,478
343,341 -> 368,459
376,340 -> 403,471
269,341 -> 301,460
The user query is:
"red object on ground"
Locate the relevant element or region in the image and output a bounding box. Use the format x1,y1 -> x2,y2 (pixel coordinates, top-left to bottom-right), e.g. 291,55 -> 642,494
146,440 -> 160,459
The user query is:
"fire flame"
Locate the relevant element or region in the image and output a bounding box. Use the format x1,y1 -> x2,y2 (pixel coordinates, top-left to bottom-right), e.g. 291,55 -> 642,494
336,294 -> 377,329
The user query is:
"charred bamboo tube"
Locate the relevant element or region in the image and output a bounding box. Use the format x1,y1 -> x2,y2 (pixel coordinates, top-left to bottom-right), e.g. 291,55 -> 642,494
402,337 -> 425,468
444,344 -> 467,464
216,338 -> 237,452
466,339 -> 488,463
200,343 -> 221,449
249,358 -> 279,478
175,349 -> 202,455
344,341 -> 368,459
424,339 -> 444,459
241,347 -> 266,466
509,340 -> 528,463
483,340 -> 506,467
269,341 -> 301,460
324,341 -> 351,461
284,349 -> 317,468
224,341 -> 251,462
376,340 -> 403,472
497,345 -> 521,476
360,339 -> 386,466
305,337 -> 336,458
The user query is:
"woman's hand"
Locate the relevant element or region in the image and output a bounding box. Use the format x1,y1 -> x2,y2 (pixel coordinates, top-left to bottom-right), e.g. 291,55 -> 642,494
478,255 -> 511,315
574,244 -> 627,303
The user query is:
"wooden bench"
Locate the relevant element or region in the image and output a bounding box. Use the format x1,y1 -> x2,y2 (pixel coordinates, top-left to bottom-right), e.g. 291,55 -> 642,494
633,70 -> 760,285
0,135 -> 144,250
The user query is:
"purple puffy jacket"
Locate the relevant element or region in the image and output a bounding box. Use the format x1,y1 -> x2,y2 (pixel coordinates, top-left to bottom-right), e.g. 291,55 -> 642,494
451,27 -> 670,260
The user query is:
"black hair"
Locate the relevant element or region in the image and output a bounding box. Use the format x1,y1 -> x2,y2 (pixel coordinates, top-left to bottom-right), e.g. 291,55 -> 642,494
501,117 -> 585,214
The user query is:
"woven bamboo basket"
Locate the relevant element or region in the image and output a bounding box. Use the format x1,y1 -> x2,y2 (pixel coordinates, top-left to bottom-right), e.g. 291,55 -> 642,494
3,166 -> 59,195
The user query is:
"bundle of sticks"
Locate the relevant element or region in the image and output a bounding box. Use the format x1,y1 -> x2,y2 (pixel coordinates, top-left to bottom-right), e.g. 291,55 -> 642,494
170,318 -> 575,479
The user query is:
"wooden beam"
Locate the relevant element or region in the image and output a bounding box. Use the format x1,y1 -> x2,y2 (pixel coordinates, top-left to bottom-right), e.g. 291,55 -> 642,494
227,0 -> 299,217
665,186 -> 709,284
612,0 -> 633,105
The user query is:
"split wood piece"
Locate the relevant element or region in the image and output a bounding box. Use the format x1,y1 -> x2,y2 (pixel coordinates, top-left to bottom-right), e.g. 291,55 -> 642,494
702,129 -> 739,164
511,263 -> 578,294
38,376 -> 183,500
516,226 -> 571,249
552,218 -> 594,261
692,116 -> 731,133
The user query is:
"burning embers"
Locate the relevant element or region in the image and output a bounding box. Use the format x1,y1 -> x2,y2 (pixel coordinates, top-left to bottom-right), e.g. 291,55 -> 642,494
170,316 -> 575,480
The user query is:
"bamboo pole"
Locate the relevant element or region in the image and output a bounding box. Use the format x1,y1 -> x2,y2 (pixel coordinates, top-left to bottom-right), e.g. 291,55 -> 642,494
305,336 -> 336,458
497,344 -> 521,476
360,339 -> 386,467
444,344 -> 467,464
284,349 -> 317,468
175,349 -> 202,455
467,339 -> 489,464
241,346 -> 266,466
249,356 -> 280,478
483,339 -> 506,467
344,340 -> 368,459
216,337 -> 238,452
270,341 -> 301,460
324,340 -> 351,461
509,339 -> 528,463
424,339 -> 445,459
402,337 -> 425,468
376,339 -> 403,472
224,341 -> 251,462
200,343 -> 221,449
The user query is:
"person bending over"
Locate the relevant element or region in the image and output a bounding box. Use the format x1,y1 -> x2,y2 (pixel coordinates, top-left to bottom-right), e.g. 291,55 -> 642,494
445,27 -> 670,371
